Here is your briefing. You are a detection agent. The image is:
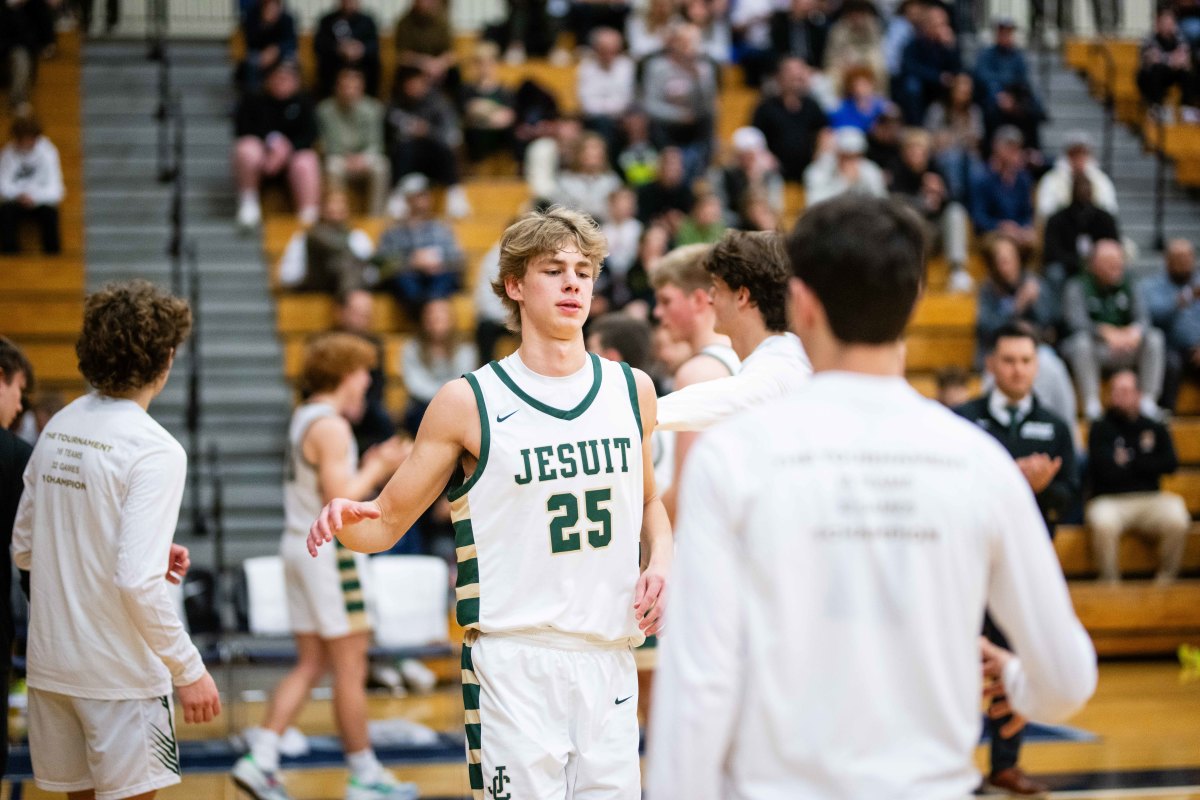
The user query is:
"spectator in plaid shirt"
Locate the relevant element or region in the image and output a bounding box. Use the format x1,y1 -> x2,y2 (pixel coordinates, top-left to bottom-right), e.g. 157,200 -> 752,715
375,174 -> 464,312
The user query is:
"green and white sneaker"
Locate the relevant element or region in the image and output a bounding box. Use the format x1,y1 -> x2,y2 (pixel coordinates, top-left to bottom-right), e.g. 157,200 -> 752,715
232,754 -> 291,800
346,770 -> 420,800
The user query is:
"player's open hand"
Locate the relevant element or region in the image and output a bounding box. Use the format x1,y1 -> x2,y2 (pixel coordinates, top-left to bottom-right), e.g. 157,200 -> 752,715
165,543 -> 190,585
308,498 -> 382,556
177,671 -> 221,724
634,565 -> 668,636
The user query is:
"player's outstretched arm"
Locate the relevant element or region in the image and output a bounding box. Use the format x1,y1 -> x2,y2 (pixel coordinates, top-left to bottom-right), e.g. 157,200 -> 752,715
632,368 -> 671,636
309,378 -> 475,555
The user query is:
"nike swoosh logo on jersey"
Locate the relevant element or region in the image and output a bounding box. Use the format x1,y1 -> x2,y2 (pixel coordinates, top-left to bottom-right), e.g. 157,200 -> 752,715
615,695 -> 633,705
496,410 -> 519,423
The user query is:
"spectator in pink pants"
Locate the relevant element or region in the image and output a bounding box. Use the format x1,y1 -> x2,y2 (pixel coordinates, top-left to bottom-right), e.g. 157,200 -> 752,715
233,60 -> 321,230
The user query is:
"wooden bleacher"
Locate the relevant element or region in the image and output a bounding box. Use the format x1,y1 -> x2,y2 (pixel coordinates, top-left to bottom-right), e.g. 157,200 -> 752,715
0,33 -> 87,400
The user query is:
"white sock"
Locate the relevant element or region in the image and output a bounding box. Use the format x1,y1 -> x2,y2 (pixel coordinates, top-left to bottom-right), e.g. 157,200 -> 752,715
347,748 -> 383,784
251,729 -> 281,773
239,189 -> 259,205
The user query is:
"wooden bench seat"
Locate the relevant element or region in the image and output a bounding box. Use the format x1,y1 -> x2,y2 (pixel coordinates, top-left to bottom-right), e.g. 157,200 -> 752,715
1056,523 -> 1200,579
1069,579 -> 1200,656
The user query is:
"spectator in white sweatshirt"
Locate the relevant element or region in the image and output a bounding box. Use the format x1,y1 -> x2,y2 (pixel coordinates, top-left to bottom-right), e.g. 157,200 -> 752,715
0,116 -> 64,255
576,27 -> 636,152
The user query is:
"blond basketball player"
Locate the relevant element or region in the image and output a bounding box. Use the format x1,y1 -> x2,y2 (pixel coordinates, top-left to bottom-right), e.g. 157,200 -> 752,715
13,280 -> 221,800
233,333 -> 413,800
647,195 -> 1097,799
656,230 -> 811,432
649,243 -> 739,521
308,207 -> 671,800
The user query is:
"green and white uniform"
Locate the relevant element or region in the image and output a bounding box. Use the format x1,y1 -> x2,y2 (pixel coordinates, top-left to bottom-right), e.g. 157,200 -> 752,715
281,402 -> 371,638
452,351 -> 645,800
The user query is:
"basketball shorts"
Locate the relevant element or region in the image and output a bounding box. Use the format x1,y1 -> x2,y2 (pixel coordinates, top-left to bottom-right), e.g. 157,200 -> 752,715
29,689 -> 182,800
281,532 -> 371,639
461,631 -> 640,800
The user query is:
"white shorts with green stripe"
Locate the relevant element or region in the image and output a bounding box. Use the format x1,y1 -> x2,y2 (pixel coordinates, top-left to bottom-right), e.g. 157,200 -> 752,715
282,530 -> 372,638
461,631 -> 640,800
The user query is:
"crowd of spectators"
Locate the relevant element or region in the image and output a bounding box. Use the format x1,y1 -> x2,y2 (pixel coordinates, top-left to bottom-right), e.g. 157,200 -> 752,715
233,0 -> 1200,624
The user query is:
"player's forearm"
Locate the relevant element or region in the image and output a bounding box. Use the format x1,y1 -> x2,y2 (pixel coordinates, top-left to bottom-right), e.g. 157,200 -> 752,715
335,510 -> 403,554
116,582 -> 207,686
1002,621 -> 1097,723
641,497 -> 673,572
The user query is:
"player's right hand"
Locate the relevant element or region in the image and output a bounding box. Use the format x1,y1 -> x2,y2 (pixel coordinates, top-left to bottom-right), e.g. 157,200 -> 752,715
177,671 -> 221,724
308,498 -> 382,557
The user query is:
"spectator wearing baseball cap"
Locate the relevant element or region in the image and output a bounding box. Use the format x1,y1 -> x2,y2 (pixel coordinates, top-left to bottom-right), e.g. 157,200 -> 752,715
803,126 -> 887,206
709,126 -> 784,230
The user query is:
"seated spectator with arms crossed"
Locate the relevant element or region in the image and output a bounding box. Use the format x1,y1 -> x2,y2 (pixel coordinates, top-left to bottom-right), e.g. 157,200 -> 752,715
0,116 -> 63,255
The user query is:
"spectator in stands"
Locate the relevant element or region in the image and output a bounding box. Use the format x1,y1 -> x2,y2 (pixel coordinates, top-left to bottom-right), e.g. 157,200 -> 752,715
626,0 -> 676,61
314,0 -> 380,97
641,21 -> 718,180
376,174 -> 464,312
935,365 -> 971,408
512,78 -> 563,163
1177,0 -> 1200,44
865,101 -> 903,173
729,0 -> 776,86
751,56 -> 829,182
739,190 -> 781,231
278,189 -> 376,293
0,116 -> 63,255
769,0 -> 829,68
804,126 -> 886,206
567,0 -> 630,54
500,0 -> 566,65
1137,6 -> 1199,121
238,0 -> 297,94
896,2 -> 960,124
681,0 -> 731,63
473,236 -> 509,362
974,17 -> 1046,147
386,66 -> 471,219
822,0 -> 886,97
79,0 -> 120,36
317,68 -> 388,217
976,233 -> 1079,427
1036,131 -> 1117,221
577,27 -> 636,150
1086,369 -> 1190,585
828,64 -> 888,133
401,298 -> 477,434
1143,238 -> 1200,412
1063,239 -> 1167,421
924,72 -> 985,202
711,126 -> 783,229
619,223 -> 670,317
392,0 -> 456,90
0,0 -> 48,113
233,60 -> 321,229
970,125 -> 1036,248
526,116 -> 584,202
1042,173 -> 1120,295
889,127 -> 970,291
883,0 -> 924,85
330,289 -> 396,452
598,186 -> 644,311
616,109 -> 659,186
459,42 -> 517,164
551,131 -> 624,222
675,191 -> 726,245
637,145 -> 694,228
953,320 -> 1077,800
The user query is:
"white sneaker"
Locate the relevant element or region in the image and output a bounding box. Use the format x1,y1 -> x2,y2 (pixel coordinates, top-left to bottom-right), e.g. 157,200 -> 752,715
1182,106 -> 1200,125
549,47 -> 573,66
1139,394 -> 1163,420
297,205 -> 319,226
947,268 -> 974,293
399,658 -> 438,693
503,44 -> 526,65
368,663 -> 408,697
232,754 -> 291,800
445,185 -> 472,219
1085,399 -> 1103,422
237,197 -> 262,231
346,771 -> 419,800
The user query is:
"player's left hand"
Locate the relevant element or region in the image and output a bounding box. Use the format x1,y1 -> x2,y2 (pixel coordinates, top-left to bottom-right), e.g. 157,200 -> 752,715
634,566 -> 668,635
166,543 -> 190,585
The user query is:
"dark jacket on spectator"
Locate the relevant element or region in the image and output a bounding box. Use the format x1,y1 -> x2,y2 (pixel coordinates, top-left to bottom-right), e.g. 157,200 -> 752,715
243,6 -> 297,60
1042,201 -> 1120,279
900,34 -> 961,93
1088,410 -> 1178,496
974,44 -> 1038,109
768,10 -> 828,67
970,166 -> 1033,232
751,93 -> 828,182
636,180 -> 694,225
235,90 -> 319,150
314,9 -> 381,95
955,394 -> 1078,530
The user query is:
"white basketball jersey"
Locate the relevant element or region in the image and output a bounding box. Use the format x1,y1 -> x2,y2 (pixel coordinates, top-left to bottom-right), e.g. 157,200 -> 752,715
284,402 -> 357,536
450,353 -> 645,645
698,342 -> 740,377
